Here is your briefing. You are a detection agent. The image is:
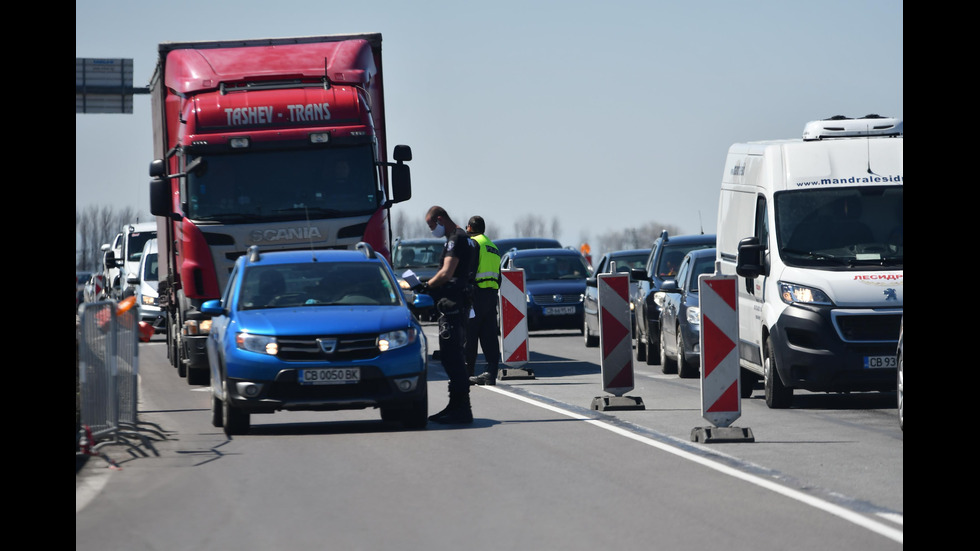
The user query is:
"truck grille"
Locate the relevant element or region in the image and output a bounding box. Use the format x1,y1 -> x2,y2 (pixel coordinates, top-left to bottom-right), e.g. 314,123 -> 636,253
276,334 -> 379,362
833,312 -> 902,343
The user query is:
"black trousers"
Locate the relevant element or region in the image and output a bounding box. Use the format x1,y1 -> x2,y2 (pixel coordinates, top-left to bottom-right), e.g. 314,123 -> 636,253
465,287 -> 501,376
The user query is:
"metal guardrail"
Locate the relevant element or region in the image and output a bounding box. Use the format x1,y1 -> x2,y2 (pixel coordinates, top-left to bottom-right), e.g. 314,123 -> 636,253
77,299 -> 167,467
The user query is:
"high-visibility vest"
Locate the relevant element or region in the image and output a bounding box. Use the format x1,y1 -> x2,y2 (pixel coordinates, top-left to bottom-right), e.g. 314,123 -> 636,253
472,234 -> 501,290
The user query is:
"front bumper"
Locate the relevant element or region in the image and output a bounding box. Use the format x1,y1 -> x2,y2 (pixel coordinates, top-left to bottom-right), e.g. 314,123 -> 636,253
770,305 -> 902,392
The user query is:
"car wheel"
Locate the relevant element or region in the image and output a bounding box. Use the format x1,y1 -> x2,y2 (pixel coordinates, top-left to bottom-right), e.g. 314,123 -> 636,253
222,381 -> 250,436
636,336 -> 647,361
584,317 -> 599,347
659,325 -> 676,374
210,388 -> 223,428
676,330 -> 697,379
764,339 -> 793,409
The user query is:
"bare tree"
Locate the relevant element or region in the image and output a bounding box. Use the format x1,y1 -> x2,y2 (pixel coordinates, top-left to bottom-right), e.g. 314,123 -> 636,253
76,205 -> 146,271
512,213 -> 561,239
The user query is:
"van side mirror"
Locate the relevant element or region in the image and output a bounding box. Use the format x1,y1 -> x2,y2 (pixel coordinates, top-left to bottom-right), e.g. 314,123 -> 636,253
630,268 -> 650,282
736,237 -> 766,278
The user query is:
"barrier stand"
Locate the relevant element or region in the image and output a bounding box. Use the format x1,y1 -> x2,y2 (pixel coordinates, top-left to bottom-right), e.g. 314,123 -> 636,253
591,269 -> 644,411
691,273 -> 754,443
498,269 -> 534,380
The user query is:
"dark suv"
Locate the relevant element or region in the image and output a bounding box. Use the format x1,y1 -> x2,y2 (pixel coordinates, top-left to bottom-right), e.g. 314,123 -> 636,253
630,231 -> 715,369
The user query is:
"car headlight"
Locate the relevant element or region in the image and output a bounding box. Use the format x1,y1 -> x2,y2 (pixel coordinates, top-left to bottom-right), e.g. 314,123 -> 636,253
378,328 -> 419,352
652,291 -> 667,308
686,306 -> 701,326
236,332 -> 278,355
778,282 -> 833,306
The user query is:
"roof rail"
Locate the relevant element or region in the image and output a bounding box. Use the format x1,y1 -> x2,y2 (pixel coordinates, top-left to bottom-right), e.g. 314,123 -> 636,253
247,245 -> 261,262
356,242 -> 376,259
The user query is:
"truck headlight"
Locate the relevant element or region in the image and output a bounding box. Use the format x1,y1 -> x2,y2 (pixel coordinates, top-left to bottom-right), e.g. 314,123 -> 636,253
778,282 -> 833,306
236,332 -> 278,355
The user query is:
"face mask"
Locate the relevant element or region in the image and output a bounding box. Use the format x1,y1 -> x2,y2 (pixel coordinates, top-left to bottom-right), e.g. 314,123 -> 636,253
431,222 -> 446,238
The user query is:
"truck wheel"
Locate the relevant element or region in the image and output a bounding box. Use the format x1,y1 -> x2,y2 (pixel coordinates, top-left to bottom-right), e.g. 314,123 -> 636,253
677,331 -> 697,379
187,366 -> 208,386
764,340 -> 793,408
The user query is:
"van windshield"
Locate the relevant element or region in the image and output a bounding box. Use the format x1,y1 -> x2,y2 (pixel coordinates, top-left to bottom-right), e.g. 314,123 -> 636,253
775,186 -> 902,268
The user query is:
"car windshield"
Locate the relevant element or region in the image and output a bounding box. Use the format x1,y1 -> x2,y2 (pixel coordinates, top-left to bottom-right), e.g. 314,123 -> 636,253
514,254 -> 590,281
776,186 -> 902,268
609,253 -> 648,273
658,243 -> 713,279
185,145 -> 380,223
393,242 -> 444,270
689,256 -> 716,292
239,261 -> 400,310
142,253 -> 159,282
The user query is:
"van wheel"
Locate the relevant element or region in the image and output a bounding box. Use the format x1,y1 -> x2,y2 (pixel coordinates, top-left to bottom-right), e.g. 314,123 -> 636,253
677,331 -> 697,379
659,326 -> 676,374
764,340 -> 793,408
740,368 -> 756,398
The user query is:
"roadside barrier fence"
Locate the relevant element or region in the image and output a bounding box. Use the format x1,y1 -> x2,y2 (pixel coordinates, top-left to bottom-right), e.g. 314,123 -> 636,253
76,298 -> 167,467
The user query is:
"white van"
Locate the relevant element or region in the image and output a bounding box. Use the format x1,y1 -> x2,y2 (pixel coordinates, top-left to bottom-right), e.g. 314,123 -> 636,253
716,115 -> 903,408
133,239 -> 165,332
119,222 -> 157,298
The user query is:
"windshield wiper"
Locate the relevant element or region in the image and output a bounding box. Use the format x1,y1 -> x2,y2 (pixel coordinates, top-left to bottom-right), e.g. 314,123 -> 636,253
274,207 -> 347,216
780,247 -> 850,265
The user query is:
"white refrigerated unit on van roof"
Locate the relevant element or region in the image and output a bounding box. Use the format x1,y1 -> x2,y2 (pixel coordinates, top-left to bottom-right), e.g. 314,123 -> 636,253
716,115 -> 903,409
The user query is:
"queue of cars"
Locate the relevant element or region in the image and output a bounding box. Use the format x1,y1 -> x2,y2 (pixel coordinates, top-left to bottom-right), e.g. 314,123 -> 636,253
583,248 -> 650,347
630,232 -> 716,368
657,248 -> 717,379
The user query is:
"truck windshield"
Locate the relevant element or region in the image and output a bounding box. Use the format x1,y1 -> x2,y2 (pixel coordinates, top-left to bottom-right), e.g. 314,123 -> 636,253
185,145 -> 379,223
775,186 -> 903,268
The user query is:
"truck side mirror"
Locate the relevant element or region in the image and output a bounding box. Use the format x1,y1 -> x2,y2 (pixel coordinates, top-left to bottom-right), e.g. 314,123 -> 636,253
149,177 -> 170,216
736,237 -> 766,279
391,163 -> 411,203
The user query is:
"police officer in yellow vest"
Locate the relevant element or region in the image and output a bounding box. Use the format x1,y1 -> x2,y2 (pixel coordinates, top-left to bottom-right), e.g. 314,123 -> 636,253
465,216 -> 502,385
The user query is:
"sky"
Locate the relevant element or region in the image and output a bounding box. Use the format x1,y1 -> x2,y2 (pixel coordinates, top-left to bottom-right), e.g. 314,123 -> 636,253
76,0 -> 903,253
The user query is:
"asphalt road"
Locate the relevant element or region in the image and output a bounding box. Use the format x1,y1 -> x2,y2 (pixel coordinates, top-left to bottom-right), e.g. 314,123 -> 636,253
77,323 -> 902,550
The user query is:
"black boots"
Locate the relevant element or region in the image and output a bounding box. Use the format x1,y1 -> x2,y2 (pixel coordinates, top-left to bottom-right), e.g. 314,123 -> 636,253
469,371 -> 497,386
428,391 -> 473,424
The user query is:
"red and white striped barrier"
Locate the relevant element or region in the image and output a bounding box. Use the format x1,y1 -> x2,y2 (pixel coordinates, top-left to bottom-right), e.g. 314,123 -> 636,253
499,269 -> 533,379
592,271 -> 644,410
694,273 -> 753,442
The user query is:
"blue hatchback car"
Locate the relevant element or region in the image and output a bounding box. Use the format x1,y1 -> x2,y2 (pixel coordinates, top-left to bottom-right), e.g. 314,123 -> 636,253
203,243 -> 434,435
